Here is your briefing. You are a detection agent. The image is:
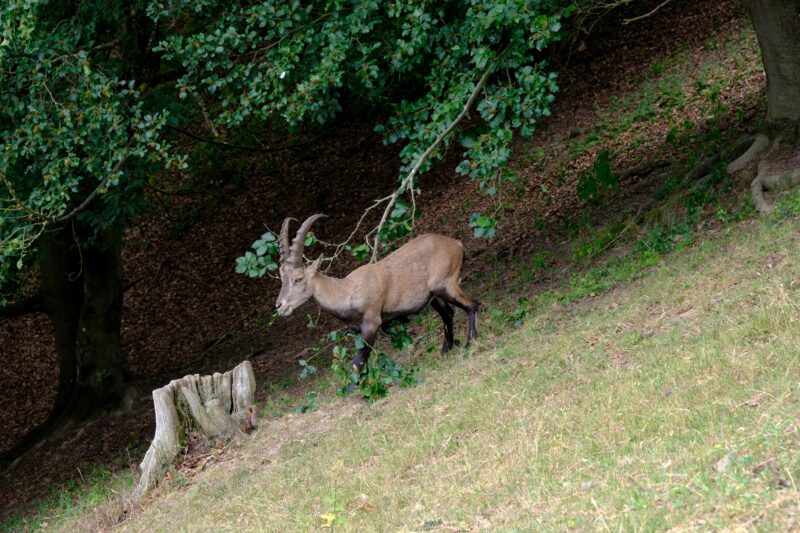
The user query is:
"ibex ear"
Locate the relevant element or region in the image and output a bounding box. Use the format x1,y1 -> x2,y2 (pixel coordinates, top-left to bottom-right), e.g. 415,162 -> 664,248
308,254 -> 324,275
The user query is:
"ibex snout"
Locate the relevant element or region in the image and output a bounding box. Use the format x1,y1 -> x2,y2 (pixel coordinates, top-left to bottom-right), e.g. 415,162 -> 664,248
276,300 -> 293,316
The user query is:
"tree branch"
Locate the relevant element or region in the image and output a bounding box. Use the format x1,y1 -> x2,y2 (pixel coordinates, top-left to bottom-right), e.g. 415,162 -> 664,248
0,291 -> 43,319
50,158 -> 126,227
370,68 -> 493,262
8,38 -> 121,63
136,69 -> 185,87
165,124 -> 320,154
623,0 -> 671,25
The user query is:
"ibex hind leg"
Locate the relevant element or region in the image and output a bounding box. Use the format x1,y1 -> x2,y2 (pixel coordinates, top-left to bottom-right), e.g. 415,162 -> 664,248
430,297 -> 455,352
437,283 -> 479,346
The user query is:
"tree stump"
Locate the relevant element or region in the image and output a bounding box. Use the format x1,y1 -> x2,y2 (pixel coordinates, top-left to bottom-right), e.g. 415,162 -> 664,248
133,360 -> 257,500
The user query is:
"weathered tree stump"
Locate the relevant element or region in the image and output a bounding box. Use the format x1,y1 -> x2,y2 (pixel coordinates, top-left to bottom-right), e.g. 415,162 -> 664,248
133,360 -> 257,500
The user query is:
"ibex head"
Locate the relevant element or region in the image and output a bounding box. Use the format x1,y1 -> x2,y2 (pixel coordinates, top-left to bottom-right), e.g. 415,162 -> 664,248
275,214 -> 326,316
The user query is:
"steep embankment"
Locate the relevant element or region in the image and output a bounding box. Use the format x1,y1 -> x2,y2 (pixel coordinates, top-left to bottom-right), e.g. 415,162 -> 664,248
0,0 -> 773,527
107,189 -> 800,531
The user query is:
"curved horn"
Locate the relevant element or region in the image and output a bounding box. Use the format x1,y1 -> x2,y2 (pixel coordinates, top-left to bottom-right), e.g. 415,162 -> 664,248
289,214 -> 327,264
279,217 -> 296,263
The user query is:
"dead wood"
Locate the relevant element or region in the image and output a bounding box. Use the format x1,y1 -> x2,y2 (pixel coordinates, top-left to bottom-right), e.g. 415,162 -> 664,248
133,360 -> 257,501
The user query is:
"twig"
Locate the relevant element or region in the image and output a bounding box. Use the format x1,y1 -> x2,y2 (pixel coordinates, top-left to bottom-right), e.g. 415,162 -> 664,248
0,291 -> 43,319
590,498 -> 611,532
165,124 -> 321,154
196,95 -> 219,138
42,80 -> 63,109
0,173 -> 47,221
247,13 -> 331,59
623,0 -> 671,25
51,158 -> 126,226
370,67 -> 493,262
321,194 -> 392,269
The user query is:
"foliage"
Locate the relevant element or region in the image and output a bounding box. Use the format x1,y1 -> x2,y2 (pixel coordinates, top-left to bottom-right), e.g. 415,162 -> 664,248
469,212 -> 498,240
359,352 -> 417,403
298,358 -> 317,380
235,231 -> 279,277
295,391 -> 319,414
327,328 -> 417,403
1,0 -> 574,303
154,0 -> 572,251
382,320 -> 414,350
0,0 -> 186,299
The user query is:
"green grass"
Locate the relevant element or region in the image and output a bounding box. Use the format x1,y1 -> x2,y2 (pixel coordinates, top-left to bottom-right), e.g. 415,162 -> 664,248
6,15 -> 792,532
1,466 -> 135,532
91,199 -> 800,532
563,22 -> 762,165
12,150 -> 800,533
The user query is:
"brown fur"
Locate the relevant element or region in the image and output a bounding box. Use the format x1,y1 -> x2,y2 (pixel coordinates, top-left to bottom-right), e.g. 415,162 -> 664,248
276,216 -> 479,373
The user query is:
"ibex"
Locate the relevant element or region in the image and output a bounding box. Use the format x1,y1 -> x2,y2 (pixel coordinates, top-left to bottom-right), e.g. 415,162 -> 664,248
276,214 -> 479,373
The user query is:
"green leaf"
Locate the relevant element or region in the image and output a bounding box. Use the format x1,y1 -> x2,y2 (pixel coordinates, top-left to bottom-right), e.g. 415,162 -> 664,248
390,199 -> 409,219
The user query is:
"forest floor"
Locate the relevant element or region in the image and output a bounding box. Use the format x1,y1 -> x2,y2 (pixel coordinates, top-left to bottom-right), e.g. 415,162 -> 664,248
0,0 -> 766,526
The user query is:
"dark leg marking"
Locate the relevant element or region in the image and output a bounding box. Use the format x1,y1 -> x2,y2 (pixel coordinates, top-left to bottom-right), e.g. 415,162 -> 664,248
435,283 -> 479,347
430,297 -> 455,352
351,325 -> 378,376
467,300 -> 480,343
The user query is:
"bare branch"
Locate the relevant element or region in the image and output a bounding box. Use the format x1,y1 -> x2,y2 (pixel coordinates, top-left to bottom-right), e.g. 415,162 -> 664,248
165,125 -> 317,154
0,291 -> 43,319
50,158 -> 126,226
321,194 -> 392,269
623,0 -> 671,25
0,173 -> 48,221
369,67 -> 493,262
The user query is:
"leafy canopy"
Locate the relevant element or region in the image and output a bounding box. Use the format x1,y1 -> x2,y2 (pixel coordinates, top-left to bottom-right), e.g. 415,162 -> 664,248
156,0 -> 569,252
1,0 -> 572,301
0,0 -> 182,299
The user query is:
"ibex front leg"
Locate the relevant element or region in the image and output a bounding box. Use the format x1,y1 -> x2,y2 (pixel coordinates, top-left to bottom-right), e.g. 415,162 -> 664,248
351,319 -> 379,376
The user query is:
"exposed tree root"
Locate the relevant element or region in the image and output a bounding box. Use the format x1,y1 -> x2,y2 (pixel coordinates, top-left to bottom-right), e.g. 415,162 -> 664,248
751,163 -> 800,214
728,133 -> 800,214
727,133 -> 769,175
678,134 -> 759,187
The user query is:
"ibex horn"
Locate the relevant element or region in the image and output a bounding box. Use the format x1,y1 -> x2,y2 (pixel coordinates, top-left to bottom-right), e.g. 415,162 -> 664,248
289,214 -> 327,265
279,217 -> 296,264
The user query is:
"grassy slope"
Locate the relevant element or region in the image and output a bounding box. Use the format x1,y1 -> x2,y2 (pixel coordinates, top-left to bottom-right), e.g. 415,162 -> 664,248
111,209 -> 800,532
10,9 -> 800,532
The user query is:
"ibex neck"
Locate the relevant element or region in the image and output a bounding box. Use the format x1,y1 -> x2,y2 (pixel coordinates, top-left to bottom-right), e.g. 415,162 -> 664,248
311,273 -> 355,322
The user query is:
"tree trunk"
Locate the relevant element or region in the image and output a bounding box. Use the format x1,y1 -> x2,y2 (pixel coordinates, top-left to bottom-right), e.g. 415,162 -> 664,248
41,228 -> 84,416
1,227 -> 126,465
1,229 -> 83,465
75,228 -> 125,408
742,0 -> 800,139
